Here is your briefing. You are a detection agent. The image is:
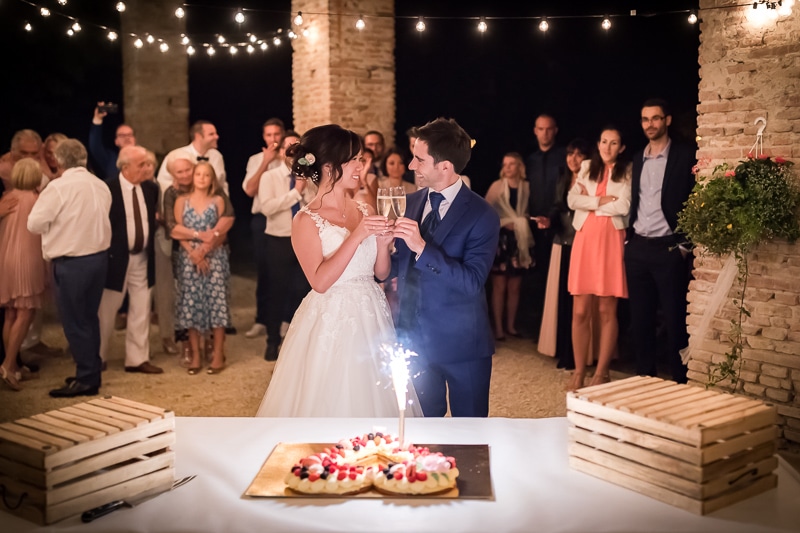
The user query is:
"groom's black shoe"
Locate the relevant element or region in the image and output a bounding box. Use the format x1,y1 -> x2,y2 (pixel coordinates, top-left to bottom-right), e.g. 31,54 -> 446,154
49,380 -> 99,398
264,343 -> 280,361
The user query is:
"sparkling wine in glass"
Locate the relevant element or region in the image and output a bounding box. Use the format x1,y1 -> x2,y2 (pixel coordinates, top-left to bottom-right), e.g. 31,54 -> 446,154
390,186 -> 407,217
377,188 -> 393,218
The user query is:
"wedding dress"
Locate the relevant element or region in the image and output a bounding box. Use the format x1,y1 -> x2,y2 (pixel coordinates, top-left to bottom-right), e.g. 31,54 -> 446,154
256,203 -> 423,417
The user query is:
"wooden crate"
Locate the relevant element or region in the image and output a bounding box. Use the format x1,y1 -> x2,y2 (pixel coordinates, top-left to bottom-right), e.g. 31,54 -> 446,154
567,376 -> 779,515
0,396 -> 175,525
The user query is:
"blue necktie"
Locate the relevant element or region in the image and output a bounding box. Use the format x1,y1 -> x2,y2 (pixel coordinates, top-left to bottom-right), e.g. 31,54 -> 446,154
289,173 -> 299,217
420,192 -> 445,240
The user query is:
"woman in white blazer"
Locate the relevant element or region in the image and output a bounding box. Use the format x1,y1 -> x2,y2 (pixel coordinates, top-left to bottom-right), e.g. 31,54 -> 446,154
566,126 -> 631,391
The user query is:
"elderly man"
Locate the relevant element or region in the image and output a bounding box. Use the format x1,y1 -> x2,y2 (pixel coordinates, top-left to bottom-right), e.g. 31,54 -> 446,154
88,102 -> 137,181
96,145 -> 163,375
27,139 -> 112,398
0,129 -> 54,188
157,120 -> 228,195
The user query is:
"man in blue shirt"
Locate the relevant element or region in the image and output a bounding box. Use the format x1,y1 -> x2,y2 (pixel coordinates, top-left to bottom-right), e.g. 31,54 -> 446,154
88,101 -> 137,181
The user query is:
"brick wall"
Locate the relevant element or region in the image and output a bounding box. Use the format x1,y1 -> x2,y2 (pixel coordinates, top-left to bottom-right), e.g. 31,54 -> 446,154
291,0 -> 396,146
120,0 -> 189,158
693,0 -> 800,447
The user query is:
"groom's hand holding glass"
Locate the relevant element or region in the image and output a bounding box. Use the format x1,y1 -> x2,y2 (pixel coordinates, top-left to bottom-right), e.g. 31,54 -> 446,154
392,217 -> 426,255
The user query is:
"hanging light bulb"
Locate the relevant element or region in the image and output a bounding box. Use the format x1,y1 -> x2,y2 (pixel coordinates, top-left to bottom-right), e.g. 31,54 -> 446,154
58,0 -> 67,5
116,2 -> 126,13
24,22 -> 32,32
187,45 -> 196,55
160,42 -> 169,52
217,35 -> 226,44
146,34 -> 155,44
273,36 -> 282,46
229,45 -> 238,55
249,34 -> 257,43
246,44 -> 255,53
288,30 -> 297,39
40,7 -> 50,17
601,15 -> 611,30
67,28 -> 74,36
108,31 -> 118,41
538,17 -> 549,32
72,22 -> 82,32
234,10 -> 245,24
355,15 -> 365,30
688,10 -> 698,24
415,17 -> 426,32
207,46 -> 216,56
175,7 -> 185,19
133,38 -> 143,48
181,35 -> 190,45
477,17 -> 487,33
294,11 -> 303,26
302,28 -> 309,37
260,41 -> 268,51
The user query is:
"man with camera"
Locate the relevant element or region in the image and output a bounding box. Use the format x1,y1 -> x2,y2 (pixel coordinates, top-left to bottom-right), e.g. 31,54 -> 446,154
88,101 -> 137,182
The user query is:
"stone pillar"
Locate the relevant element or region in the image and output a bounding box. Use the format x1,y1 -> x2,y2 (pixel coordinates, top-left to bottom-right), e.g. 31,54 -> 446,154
120,0 -> 189,157
291,0 -> 396,146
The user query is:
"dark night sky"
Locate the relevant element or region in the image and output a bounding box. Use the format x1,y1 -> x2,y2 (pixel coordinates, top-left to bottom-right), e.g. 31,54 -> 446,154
0,0 -> 700,237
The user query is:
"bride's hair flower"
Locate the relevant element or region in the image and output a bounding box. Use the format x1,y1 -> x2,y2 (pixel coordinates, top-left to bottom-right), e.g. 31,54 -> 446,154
298,153 -> 316,166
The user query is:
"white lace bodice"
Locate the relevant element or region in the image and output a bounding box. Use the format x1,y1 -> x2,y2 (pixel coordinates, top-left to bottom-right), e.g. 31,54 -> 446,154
300,202 -> 377,287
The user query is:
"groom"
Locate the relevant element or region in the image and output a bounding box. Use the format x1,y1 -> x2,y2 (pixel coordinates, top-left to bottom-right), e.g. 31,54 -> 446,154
389,117 -> 500,417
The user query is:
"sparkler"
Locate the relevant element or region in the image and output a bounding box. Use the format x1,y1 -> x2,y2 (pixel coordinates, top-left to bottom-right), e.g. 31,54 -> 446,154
381,343 -> 415,447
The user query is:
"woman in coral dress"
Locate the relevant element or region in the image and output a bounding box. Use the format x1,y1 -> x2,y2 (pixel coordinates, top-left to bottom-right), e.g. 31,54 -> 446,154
0,159 -> 49,391
566,127 -> 631,391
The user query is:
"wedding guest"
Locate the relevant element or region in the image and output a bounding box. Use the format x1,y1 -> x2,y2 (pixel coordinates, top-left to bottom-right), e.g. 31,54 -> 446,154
88,102 -> 136,181
391,117 -> 500,417
158,120 -> 228,195
626,98 -> 696,384
0,159 -> 48,391
377,147 -> 418,195
567,126 -> 632,391
0,129 -> 51,190
172,162 -> 233,375
538,139 -> 591,370
27,139 -> 112,398
242,117 -> 286,339
363,130 -> 386,177
350,146 -> 378,212
43,133 -> 67,179
484,152 -> 533,341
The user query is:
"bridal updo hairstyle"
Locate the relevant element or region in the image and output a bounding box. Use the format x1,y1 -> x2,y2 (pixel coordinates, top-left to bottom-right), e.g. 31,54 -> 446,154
286,124 -> 363,189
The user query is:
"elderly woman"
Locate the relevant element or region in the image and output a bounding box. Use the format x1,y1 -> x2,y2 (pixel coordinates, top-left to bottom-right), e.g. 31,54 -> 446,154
0,159 -> 48,390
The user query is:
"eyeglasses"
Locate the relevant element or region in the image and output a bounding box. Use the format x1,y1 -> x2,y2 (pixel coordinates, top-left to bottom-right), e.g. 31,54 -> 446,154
641,116 -> 665,125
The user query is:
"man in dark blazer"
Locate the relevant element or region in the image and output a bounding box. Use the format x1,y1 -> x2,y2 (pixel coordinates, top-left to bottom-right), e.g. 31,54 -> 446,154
625,98 -> 696,384
390,118 -> 500,417
97,145 -> 163,374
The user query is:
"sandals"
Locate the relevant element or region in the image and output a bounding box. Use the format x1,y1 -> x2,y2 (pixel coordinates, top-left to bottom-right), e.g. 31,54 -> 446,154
589,373 -> 611,387
207,353 -> 226,375
565,372 -> 585,393
187,366 -> 202,375
1,366 -> 22,391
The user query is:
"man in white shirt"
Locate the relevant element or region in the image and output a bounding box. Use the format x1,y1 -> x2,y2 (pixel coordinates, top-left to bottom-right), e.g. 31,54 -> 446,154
157,120 -> 228,195
96,146 -> 164,376
259,131 -> 314,360
27,139 -> 112,398
242,118 -> 285,338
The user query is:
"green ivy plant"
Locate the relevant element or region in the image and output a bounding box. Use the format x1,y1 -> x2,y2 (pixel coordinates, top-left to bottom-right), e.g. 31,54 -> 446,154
677,155 -> 800,388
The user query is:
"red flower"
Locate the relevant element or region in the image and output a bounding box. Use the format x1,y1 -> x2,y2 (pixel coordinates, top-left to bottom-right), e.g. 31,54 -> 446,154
775,156 -> 787,164
747,152 -> 754,159
725,170 -> 736,178
758,153 -> 769,160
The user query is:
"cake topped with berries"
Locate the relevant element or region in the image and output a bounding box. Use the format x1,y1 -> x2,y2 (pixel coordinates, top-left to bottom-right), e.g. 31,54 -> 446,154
285,432 -> 459,496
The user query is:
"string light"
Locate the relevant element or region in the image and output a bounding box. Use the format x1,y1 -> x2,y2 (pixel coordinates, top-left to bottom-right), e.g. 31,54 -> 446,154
133,37 -> 143,48
24,22 -> 32,31
356,15 -> 365,30
601,15 -> 612,30
293,11 -> 303,26
66,28 -> 74,36
115,2 -> 126,13
477,17 -> 487,33
415,17 -> 426,32
108,30 -> 118,41
260,42 -> 268,51
217,35 -> 226,44
71,21 -> 81,32
207,46 -> 215,56
688,10 -> 698,24
246,44 -> 254,53
57,0 -> 67,5
187,45 -> 195,55
287,30 -> 297,39
159,41 -> 169,52
229,45 -> 237,55
40,7 -> 50,17
181,35 -> 190,45
146,34 -> 155,44
273,35 -> 281,46
249,34 -> 257,43
174,7 -> 185,19
234,10 -> 245,24
538,18 -> 549,32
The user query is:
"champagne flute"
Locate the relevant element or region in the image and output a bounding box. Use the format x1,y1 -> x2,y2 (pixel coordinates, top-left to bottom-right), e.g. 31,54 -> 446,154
390,186 -> 407,218
376,187 -> 393,219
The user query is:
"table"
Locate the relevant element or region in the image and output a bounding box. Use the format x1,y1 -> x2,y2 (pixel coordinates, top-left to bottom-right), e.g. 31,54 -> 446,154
3,417 -> 799,532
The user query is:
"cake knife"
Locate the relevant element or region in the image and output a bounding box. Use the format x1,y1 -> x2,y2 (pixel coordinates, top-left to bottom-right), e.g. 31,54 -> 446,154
81,475 -> 196,523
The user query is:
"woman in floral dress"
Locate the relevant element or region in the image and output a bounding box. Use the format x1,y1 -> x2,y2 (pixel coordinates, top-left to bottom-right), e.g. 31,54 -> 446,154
173,162 -> 233,375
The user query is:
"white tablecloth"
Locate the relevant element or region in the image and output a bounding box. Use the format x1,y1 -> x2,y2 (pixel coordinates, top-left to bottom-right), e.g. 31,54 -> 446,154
3,417 -> 799,532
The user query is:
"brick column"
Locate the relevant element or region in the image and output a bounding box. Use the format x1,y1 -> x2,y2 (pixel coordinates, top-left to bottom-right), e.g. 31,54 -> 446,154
120,0 -> 189,157
291,0 -> 395,146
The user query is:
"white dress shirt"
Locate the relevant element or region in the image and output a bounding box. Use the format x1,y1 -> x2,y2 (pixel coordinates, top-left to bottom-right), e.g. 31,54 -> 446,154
27,166 -> 112,260
421,177 -> 463,222
157,143 -> 228,195
119,174 -> 150,253
243,153 -> 282,214
258,162 -> 315,237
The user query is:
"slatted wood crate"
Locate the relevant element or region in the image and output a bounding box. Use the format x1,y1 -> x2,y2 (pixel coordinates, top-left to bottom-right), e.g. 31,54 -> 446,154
0,396 -> 175,525
567,376 -> 779,515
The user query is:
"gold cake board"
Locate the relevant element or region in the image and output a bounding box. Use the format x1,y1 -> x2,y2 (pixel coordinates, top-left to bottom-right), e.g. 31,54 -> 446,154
244,443 -> 492,500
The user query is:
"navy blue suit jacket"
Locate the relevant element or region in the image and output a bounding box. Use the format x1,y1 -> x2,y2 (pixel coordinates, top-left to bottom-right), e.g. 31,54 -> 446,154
390,185 -> 500,365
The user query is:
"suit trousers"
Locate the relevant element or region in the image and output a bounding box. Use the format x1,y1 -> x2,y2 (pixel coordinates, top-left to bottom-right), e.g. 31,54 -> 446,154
153,229 -> 175,339
410,356 -> 493,417
52,251 -> 108,387
98,252 -> 152,367
263,235 -> 307,346
251,214 -> 269,326
624,235 -> 691,383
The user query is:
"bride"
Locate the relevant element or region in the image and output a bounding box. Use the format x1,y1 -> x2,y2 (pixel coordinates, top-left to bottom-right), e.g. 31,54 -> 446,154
256,124 -> 423,417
